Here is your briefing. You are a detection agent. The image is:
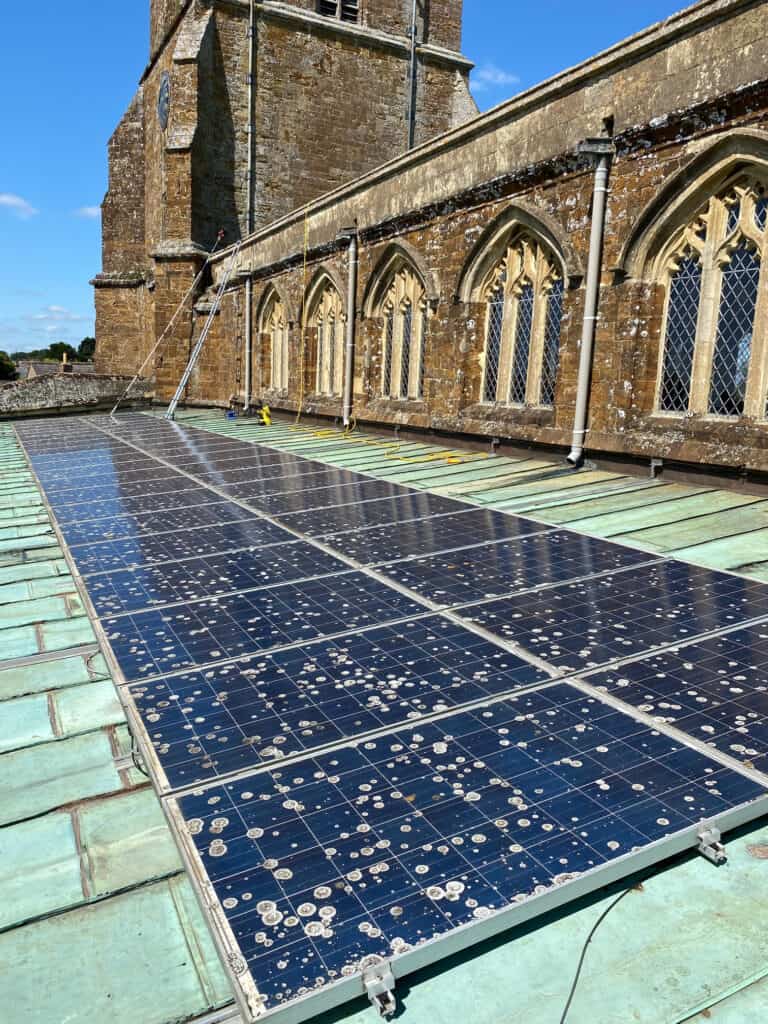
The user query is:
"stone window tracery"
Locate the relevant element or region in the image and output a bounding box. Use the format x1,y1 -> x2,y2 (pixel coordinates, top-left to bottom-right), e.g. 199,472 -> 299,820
480,235 -> 564,407
261,293 -> 289,392
656,179 -> 768,420
379,266 -> 427,400
312,283 -> 345,396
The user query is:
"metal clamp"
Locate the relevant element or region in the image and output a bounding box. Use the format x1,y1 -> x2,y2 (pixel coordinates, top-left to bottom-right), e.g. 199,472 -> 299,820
697,823 -> 727,866
362,958 -> 397,1019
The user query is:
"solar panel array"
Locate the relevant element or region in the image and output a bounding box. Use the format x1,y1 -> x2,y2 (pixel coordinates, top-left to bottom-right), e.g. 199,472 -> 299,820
15,412 -> 768,1024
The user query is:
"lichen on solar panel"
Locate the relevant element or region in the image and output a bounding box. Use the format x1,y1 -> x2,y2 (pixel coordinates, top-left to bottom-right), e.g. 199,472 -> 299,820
173,683 -> 767,1016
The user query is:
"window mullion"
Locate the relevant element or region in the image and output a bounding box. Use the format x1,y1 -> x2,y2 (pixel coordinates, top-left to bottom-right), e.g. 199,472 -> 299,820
526,269 -> 548,405
316,321 -> 324,393
390,312 -> 404,399
690,203 -> 725,414
497,284 -> 516,403
414,305 -> 426,399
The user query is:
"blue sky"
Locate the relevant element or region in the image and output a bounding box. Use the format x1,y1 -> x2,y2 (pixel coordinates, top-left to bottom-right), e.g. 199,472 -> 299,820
0,1 -> 689,353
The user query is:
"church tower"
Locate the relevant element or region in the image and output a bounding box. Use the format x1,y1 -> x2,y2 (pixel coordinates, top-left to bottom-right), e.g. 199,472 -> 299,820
93,0 -> 475,380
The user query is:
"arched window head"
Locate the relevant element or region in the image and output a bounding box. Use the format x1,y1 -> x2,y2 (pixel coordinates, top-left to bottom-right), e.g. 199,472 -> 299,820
379,266 -> 427,400
480,235 -> 565,407
312,284 -> 345,397
261,293 -> 289,392
656,177 -> 768,420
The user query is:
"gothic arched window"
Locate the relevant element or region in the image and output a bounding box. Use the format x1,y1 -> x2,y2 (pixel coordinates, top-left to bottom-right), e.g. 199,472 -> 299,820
656,180 -> 768,419
480,235 -> 564,407
379,266 -> 427,400
312,284 -> 345,396
261,293 -> 289,392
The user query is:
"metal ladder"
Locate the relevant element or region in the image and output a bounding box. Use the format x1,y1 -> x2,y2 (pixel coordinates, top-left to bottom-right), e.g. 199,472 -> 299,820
165,241 -> 243,420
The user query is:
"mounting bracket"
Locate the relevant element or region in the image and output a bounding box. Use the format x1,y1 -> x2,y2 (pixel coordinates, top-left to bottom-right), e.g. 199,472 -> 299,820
362,958 -> 397,1019
697,822 -> 727,866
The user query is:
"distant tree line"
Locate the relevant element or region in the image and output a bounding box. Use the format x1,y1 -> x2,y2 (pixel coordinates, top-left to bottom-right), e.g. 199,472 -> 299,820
0,337 -> 96,382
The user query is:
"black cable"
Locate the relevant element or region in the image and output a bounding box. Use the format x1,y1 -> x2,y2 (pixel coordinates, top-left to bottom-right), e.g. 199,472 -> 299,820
558,886 -> 635,1024
130,735 -> 150,778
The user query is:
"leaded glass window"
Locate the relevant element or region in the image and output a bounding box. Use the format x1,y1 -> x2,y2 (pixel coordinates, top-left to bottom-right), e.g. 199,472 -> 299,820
483,285 -> 504,403
378,266 -> 427,400
261,293 -> 289,392
655,178 -> 768,420
400,301 -> 413,399
510,284 -> 534,404
383,308 -> 394,397
709,243 -> 760,416
480,234 -> 565,407
541,277 -> 564,407
312,283 -> 345,396
659,256 -> 702,413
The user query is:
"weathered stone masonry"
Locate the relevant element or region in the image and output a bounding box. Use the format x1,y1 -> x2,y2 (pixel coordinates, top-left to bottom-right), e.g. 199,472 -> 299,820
96,0 -> 768,475
94,0 -> 475,392
198,0 -> 768,475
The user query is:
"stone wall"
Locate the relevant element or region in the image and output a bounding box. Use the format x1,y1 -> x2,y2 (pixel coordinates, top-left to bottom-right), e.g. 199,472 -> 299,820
94,0 -> 474,382
0,375 -> 150,417
185,0 -> 768,474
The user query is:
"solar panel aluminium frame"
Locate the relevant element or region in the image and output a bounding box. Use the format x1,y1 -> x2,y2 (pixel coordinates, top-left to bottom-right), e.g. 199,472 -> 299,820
15,418 -> 768,1024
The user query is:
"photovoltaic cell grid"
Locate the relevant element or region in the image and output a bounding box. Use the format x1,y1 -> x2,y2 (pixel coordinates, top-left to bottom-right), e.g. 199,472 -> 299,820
373,530 -> 653,607
14,413 -> 768,1024
172,684 -> 766,1015
457,560 -> 768,671
71,518 -> 298,576
129,616 -> 550,790
586,621 -> 768,773
102,572 -> 427,681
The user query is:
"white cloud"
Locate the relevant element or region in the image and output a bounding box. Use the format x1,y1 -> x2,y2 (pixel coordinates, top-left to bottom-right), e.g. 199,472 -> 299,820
28,305 -> 87,324
0,304 -> 95,351
471,63 -> 520,94
0,193 -> 39,219
75,205 -> 101,219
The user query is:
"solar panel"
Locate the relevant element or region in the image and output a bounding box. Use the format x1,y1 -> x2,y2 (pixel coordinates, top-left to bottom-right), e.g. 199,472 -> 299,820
457,560 -> 768,671
321,509 -> 550,564
194,459 -> 343,487
58,500 -> 257,546
226,479 -> 410,516
170,683 -> 768,1021
49,486 -> 223,525
585,621 -> 768,773
182,452 -> 313,473
127,617 -> 549,791
103,572 -> 427,682
71,519 -> 298,575
219,467 -> 363,493
373,531 -> 655,606
87,542 -> 351,616
40,466 -> 181,496
274,492 -> 468,537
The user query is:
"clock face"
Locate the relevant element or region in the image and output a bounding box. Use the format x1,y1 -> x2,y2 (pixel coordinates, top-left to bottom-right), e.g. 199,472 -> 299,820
158,72 -> 171,131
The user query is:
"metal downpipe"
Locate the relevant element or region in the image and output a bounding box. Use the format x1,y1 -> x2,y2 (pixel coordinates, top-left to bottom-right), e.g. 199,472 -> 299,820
243,0 -> 256,411
342,230 -> 359,428
406,0 -> 418,150
567,141 -> 614,467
